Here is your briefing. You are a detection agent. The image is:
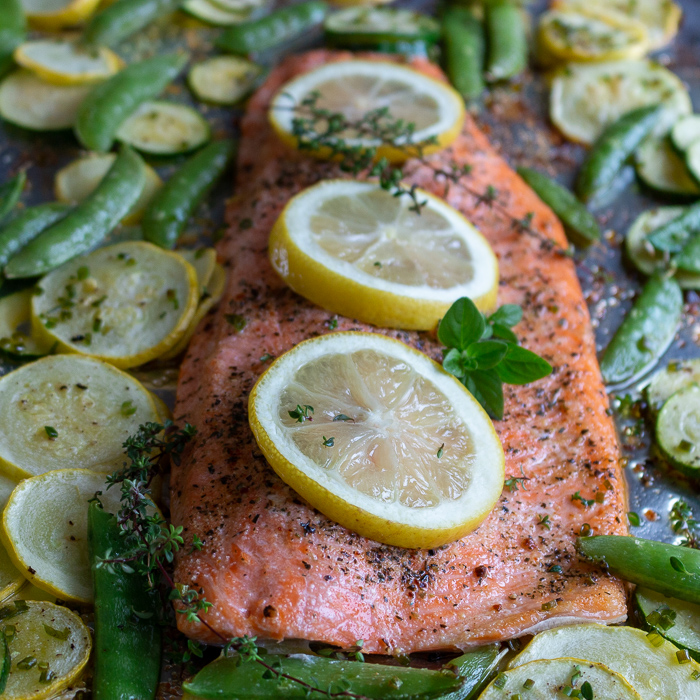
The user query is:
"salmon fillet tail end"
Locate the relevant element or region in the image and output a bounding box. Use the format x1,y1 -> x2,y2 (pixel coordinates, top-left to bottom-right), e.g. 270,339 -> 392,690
171,50 -> 628,654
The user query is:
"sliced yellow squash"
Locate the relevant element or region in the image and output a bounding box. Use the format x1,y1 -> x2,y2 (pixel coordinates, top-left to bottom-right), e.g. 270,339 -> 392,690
21,0 -> 102,31
0,289 -> 55,360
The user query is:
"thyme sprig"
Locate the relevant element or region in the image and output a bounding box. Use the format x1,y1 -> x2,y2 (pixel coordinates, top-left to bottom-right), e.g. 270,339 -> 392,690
280,92 -> 570,255
670,500 -> 700,549
96,421 -> 374,700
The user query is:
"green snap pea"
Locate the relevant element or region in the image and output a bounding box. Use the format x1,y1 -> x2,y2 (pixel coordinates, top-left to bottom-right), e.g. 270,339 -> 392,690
0,202 -> 72,268
75,53 -> 189,153
143,139 -> 235,249
0,0 -> 25,79
5,147 -> 146,278
600,274 -> 682,385
89,503 -> 161,700
648,201 -> 700,252
484,1 -> 527,82
576,105 -> 662,203
579,535 -> 700,606
184,645 -> 502,699
0,172 -> 25,226
442,6 -> 485,102
517,167 -> 600,245
84,0 -> 184,48
217,0 -> 328,54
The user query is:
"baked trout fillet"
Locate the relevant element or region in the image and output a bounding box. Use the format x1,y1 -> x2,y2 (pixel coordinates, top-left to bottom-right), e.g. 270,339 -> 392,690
171,50 -> 628,653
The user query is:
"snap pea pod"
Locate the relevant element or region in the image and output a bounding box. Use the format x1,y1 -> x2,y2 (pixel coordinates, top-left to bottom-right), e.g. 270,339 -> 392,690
84,0 -> 184,48
216,0 -> 328,54
143,139 -> 235,249
88,502 -> 161,700
0,0 -> 25,78
75,52 -> 189,153
599,274 -> 682,385
183,645 -> 503,699
484,1 -> 527,82
517,167 -> 600,245
442,6 -> 485,102
0,171 -> 25,226
648,201 -> 700,252
5,147 -> 146,278
675,230 -> 700,273
579,535 -> 700,606
0,202 -> 72,268
576,105 -> 662,203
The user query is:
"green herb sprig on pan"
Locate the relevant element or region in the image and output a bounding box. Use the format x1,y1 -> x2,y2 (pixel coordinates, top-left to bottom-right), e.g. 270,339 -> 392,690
439,297 -> 552,419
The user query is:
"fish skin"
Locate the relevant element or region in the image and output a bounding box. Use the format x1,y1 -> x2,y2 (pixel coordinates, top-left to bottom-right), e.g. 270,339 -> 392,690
171,50 -> 628,653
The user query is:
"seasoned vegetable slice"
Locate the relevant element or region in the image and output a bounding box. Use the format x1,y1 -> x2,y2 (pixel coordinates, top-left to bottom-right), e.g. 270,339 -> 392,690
0,473 -> 25,605
656,384 -> 700,476
647,358 -> 700,412
671,114 -> 700,153
188,56 -> 263,105
54,152 -> 162,225
480,658 -> 640,699
635,136 -> 700,197
0,69 -> 93,131
13,39 -> 122,86
181,0 -> 252,26
178,247 -> 217,295
1,469 -> 124,603
0,355 -> 159,479
550,60 -> 691,145
115,100 -> 211,155
32,241 -> 198,368
0,289 -> 54,359
0,600 -> 91,699
510,623 -> 700,700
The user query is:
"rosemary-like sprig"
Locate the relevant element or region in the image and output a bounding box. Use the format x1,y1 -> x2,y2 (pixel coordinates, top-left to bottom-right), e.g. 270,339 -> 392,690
280,91 -> 570,255
96,422 -> 373,700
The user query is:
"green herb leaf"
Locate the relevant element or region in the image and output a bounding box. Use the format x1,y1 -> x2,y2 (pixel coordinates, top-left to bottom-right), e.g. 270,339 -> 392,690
43,624 -> 70,641
492,322 -> 518,344
670,556 -> 689,574
580,680 -> 594,700
489,304 -> 522,328
438,297 -> 485,352
442,347 -> 466,379
464,369 -> 504,420
466,339 -> 509,370
496,345 -> 553,385
44,426 -> 58,439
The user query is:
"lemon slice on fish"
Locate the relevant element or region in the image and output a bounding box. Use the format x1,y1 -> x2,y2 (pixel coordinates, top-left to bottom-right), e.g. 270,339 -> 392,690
269,179 -> 498,330
269,59 -> 464,164
249,332 -> 505,549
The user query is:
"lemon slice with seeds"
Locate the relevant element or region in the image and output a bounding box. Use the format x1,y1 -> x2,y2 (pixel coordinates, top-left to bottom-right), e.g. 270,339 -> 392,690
14,40 -> 123,86
269,59 -> 464,164
249,332 -> 505,549
269,179 -> 498,330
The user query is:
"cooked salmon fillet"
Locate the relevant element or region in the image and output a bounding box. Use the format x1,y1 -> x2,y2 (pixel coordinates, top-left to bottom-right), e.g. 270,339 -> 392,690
171,50 -> 628,653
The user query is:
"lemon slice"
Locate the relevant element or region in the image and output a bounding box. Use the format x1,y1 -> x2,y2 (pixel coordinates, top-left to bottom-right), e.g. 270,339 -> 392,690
54,153 -> 162,225
269,60 -> 464,164
537,6 -> 649,65
1,469 -> 124,603
0,354 -> 160,480
0,600 -> 91,699
269,180 -> 498,330
14,40 -> 123,86
21,0 -> 102,31
32,241 -> 198,369
249,332 -> 505,549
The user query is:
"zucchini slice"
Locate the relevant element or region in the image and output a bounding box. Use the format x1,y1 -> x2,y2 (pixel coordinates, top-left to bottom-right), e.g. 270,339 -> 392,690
686,140 -> 700,187
554,0 -> 682,51
656,383 -> 700,476
0,288 -> 54,359
324,7 -> 440,49
481,658 -> 640,699
671,114 -> 700,153
635,136 -> 700,197
181,0 -> 251,26
625,206 -> 700,289
55,152 -> 162,225
550,60 -> 691,145
0,69 -> 92,131
636,587 -> 700,662
188,56 -> 263,105
537,6 -> 649,66
115,100 -> 211,156
511,623 -> 700,700
647,359 -> 700,413
0,354 -> 160,480
32,241 -> 199,368
13,39 -> 122,86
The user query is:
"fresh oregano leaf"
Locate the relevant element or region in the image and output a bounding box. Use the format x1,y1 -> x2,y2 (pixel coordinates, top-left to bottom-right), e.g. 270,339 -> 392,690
489,304 -> 522,328
464,369 -> 504,420
466,339 -> 509,370
442,348 -> 466,379
437,297 -> 485,352
492,322 -> 518,344
496,345 -> 553,385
